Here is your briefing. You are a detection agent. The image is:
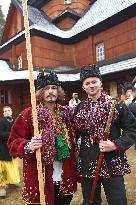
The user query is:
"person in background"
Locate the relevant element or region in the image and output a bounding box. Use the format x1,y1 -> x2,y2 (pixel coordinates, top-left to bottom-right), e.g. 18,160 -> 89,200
0,106 -> 20,197
121,82 -> 134,106
73,64 -> 136,205
8,71 -> 77,205
128,83 -> 136,150
69,93 -> 81,108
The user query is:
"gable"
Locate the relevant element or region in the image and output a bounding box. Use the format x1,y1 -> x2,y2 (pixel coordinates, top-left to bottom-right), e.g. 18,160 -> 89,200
1,3 -> 24,45
41,0 -> 90,20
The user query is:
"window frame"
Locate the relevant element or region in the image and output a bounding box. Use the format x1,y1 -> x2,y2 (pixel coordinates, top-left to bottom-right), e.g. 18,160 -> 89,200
17,55 -> 23,70
96,42 -> 105,62
0,89 -> 11,104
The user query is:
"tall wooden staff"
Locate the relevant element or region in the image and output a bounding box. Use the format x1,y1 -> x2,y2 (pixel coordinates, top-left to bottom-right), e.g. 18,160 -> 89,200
89,100 -> 116,203
22,0 -> 45,204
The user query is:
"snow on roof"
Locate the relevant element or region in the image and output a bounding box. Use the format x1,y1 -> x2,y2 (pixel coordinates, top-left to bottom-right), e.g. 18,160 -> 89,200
0,57 -> 136,82
1,0 -> 136,50
100,57 -> 136,75
29,0 -> 136,38
0,60 -> 37,81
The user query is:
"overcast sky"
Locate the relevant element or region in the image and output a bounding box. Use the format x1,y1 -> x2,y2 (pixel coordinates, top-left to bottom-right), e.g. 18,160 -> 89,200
0,0 -> 11,18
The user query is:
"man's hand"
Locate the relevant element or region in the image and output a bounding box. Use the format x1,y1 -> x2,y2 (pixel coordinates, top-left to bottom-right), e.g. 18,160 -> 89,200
28,136 -> 42,152
99,140 -> 117,152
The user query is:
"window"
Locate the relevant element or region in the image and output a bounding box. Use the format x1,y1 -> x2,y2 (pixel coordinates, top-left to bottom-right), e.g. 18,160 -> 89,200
96,42 -> 105,62
0,90 -> 11,104
18,55 -> 22,70
64,0 -> 71,4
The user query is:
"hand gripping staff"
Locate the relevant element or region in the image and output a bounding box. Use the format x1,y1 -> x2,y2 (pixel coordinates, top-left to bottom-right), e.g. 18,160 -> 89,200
22,1 -> 46,204
89,99 -> 117,204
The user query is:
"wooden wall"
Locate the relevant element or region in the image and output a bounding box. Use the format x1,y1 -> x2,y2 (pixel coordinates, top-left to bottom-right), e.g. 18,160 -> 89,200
57,17 -> 76,29
94,16 -> 136,61
1,16 -> 136,70
31,37 -> 76,68
73,16 -> 136,65
1,6 -> 24,44
0,41 -> 27,70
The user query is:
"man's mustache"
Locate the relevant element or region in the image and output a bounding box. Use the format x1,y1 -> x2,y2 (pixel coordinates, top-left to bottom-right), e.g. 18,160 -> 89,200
46,94 -> 56,98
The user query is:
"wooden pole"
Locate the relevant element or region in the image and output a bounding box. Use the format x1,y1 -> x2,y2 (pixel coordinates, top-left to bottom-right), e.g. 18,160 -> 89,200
22,0 -> 45,204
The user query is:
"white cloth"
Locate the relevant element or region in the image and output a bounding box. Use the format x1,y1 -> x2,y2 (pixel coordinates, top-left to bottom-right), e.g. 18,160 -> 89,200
53,161 -> 62,182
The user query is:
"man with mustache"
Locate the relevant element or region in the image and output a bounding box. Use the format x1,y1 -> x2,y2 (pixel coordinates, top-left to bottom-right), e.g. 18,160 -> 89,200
8,71 -> 77,205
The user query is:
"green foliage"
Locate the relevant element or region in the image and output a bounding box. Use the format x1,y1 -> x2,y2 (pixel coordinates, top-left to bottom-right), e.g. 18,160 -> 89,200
0,5 -> 5,42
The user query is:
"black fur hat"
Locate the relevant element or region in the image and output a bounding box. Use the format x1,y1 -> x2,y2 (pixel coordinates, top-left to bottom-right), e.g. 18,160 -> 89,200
80,64 -> 101,82
37,70 -> 61,90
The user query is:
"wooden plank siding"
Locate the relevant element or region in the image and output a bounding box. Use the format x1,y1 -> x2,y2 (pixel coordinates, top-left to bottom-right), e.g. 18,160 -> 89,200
31,38 -> 75,68
74,16 -> 136,66
93,16 -> 136,62
1,6 -> 24,44
57,17 -> 76,29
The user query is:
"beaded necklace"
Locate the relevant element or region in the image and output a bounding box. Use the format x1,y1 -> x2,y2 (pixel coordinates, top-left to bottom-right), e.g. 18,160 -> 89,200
73,92 -> 119,143
37,102 -> 70,164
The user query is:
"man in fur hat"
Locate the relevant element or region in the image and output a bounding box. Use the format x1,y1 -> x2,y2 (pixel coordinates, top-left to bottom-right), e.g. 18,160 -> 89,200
73,64 -> 136,205
8,71 -> 77,205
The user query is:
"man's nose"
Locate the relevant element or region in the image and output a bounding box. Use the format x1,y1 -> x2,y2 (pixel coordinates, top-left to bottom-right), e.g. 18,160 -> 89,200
49,88 -> 53,92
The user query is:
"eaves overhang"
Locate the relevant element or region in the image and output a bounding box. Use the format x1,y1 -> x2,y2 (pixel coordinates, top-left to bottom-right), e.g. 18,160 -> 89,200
28,0 -> 51,9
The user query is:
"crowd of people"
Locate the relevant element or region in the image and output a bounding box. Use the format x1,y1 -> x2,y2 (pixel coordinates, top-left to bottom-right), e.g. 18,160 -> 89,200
0,64 -> 136,205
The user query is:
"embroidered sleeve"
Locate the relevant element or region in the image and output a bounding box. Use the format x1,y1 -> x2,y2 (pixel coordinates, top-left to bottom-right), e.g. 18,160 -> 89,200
24,142 -> 35,154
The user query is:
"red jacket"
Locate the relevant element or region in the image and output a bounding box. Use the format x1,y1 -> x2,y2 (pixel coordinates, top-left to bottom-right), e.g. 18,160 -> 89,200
8,107 -> 77,205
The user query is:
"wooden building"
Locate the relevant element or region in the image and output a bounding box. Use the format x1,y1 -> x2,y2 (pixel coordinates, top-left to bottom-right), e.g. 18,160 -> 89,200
0,0 -> 136,116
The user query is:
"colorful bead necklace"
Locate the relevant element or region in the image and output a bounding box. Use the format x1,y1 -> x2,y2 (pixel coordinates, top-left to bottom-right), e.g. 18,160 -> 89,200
73,92 -> 119,143
37,102 -> 70,164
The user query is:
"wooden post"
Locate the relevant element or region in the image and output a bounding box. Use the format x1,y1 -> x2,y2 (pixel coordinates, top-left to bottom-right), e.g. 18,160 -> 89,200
22,0 -> 45,204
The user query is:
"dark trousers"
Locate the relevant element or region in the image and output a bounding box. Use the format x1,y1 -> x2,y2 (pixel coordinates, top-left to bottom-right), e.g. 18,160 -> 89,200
54,184 -> 73,205
80,176 -> 127,205
27,184 -> 73,205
